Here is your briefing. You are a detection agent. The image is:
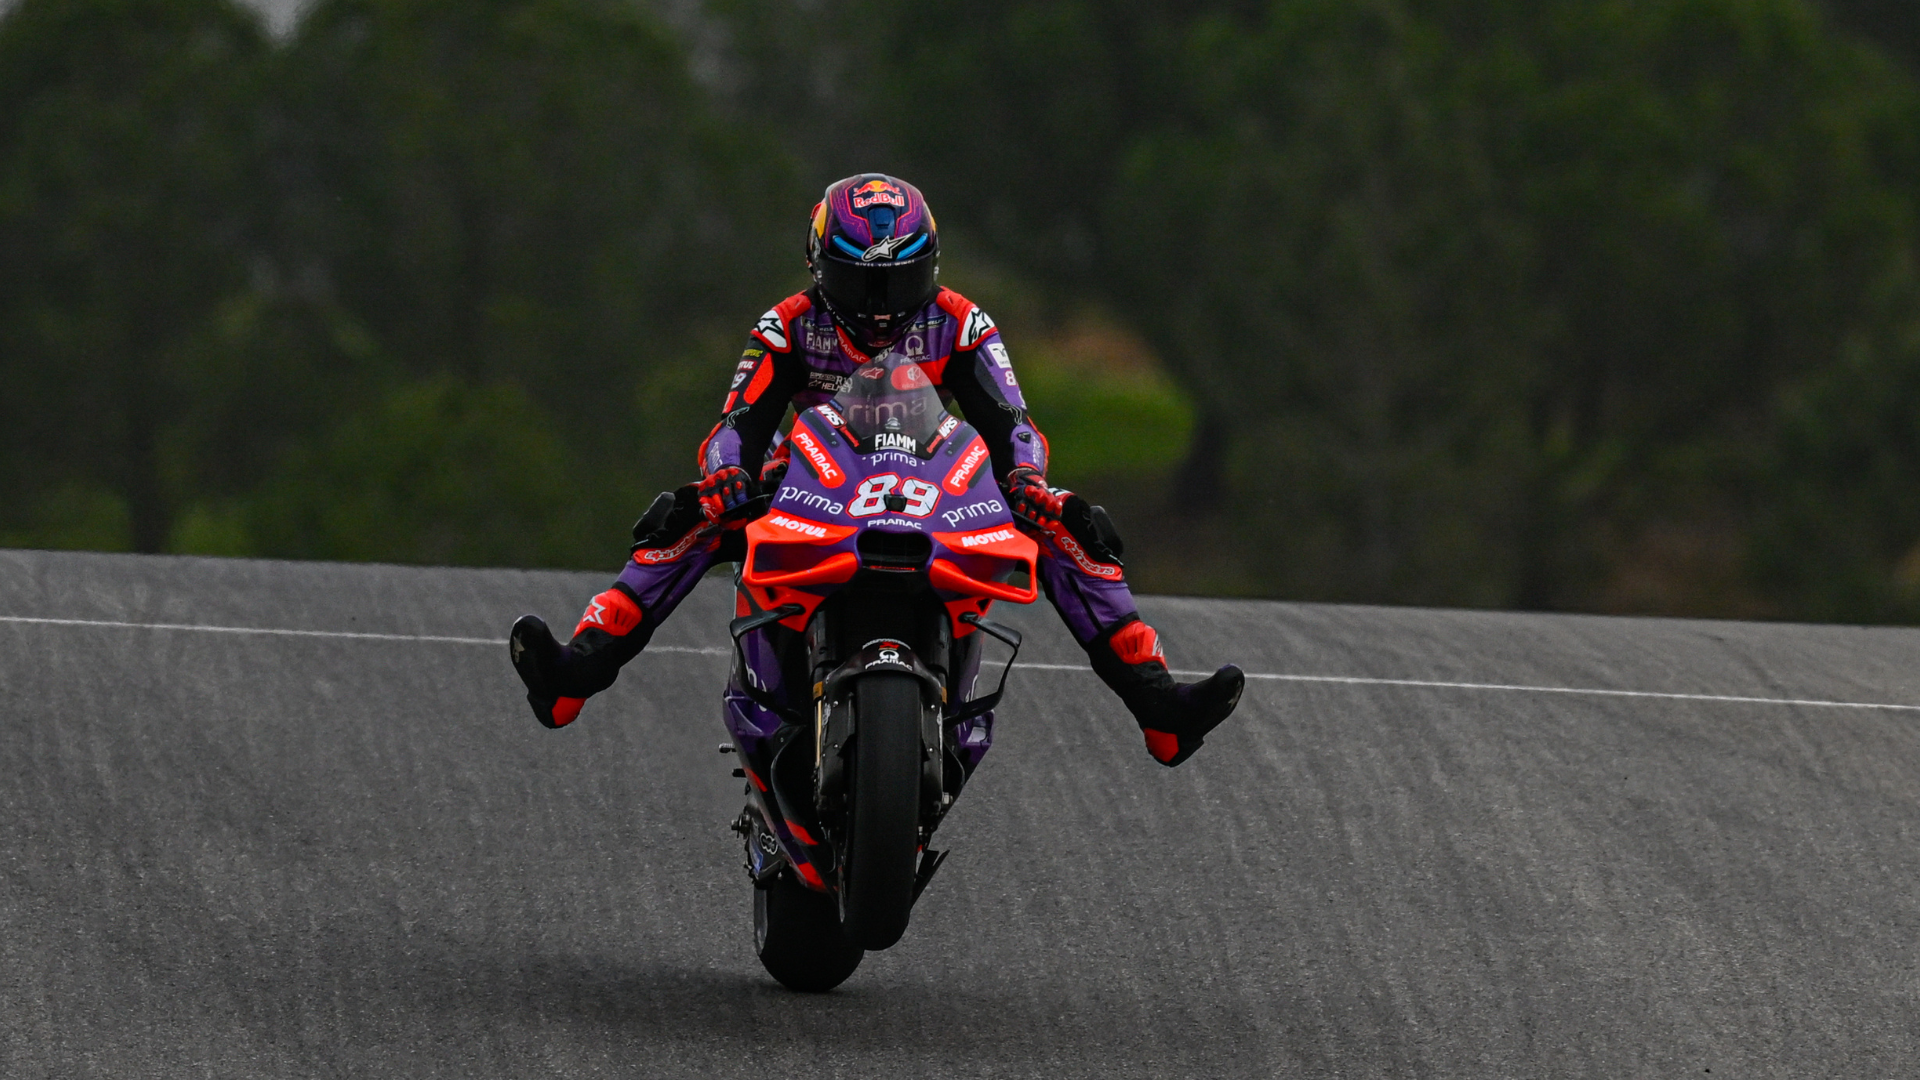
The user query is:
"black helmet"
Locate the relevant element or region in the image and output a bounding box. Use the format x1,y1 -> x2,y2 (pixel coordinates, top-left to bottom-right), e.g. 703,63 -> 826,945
806,174 -> 939,341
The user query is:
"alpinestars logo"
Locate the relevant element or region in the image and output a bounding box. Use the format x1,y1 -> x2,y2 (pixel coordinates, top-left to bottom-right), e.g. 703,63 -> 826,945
752,308 -> 788,350
959,306 -> 996,349
768,514 -> 828,539
1053,530 -> 1124,580
637,529 -> 706,564
861,235 -> 917,262
789,427 -> 844,488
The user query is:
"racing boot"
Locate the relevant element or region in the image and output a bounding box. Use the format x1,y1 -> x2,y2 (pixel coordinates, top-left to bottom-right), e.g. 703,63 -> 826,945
1087,616 -> 1245,767
509,585 -> 652,729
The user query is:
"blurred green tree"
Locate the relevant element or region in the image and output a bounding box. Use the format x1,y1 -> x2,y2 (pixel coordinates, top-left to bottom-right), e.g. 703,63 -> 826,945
716,0 -> 1920,615
0,0 -> 269,552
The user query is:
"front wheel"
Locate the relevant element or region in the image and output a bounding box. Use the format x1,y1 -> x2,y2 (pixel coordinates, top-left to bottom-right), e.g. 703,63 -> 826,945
839,672 -> 925,950
754,870 -> 864,992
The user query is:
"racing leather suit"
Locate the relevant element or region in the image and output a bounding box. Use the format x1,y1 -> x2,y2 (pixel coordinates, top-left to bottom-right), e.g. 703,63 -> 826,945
515,285 -> 1237,765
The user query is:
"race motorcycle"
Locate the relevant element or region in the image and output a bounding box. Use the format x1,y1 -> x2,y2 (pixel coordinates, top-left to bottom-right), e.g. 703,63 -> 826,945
714,350 -> 1034,992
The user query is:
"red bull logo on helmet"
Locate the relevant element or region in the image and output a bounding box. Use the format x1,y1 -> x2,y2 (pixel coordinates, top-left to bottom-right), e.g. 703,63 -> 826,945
851,179 -> 906,210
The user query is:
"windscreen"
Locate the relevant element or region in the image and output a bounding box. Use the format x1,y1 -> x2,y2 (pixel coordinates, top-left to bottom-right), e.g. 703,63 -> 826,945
828,352 -> 950,454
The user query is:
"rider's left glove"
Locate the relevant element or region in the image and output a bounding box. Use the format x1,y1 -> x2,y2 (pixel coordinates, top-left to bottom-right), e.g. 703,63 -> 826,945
698,465 -> 755,524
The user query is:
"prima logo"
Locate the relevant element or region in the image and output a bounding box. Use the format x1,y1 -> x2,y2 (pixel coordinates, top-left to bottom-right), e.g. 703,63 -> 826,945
940,498 -> 1005,527
768,514 -> 828,539
866,451 -> 920,468
872,432 -> 918,453
778,488 -> 845,516
959,528 -> 1016,548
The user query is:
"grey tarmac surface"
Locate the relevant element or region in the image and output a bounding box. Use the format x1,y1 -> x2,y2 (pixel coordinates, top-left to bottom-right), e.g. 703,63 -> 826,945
3,547 -> 1919,1077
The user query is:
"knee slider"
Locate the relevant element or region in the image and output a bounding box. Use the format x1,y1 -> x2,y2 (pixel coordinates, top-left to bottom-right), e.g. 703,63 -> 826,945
1060,496 -> 1125,566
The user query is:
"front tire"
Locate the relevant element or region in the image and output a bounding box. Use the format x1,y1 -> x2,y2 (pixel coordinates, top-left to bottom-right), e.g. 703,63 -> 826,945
839,673 -> 925,950
755,870 -> 864,992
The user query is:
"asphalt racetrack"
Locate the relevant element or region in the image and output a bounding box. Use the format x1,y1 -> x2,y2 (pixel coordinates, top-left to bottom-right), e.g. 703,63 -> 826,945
5,548 -> 1920,1077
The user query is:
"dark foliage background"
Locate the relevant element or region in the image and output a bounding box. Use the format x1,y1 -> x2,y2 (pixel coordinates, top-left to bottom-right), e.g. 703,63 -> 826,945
4,0 -> 1920,621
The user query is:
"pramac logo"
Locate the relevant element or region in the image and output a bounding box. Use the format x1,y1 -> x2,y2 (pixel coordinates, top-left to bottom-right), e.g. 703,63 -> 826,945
789,427 -> 844,489
943,437 -> 990,495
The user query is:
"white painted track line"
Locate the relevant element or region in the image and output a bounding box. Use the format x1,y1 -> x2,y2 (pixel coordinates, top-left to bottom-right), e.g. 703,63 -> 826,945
4,613 -> 1916,712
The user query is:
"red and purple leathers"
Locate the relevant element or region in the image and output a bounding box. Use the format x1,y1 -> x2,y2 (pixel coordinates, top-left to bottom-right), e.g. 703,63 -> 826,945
677,285 -> 1141,648
531,284 -> 1238,765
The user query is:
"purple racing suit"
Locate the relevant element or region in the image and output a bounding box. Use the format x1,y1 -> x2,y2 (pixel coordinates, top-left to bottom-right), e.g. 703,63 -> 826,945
543,284 -> 1222,765
638,285 -> 1138,644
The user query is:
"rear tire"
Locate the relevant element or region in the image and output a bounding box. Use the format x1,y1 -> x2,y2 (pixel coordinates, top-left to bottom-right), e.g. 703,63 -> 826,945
840,673 -> 925,950
755,870 -> 864,992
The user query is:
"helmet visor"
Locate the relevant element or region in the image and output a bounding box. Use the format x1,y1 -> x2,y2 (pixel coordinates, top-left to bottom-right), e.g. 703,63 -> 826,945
817,251 -> 937,320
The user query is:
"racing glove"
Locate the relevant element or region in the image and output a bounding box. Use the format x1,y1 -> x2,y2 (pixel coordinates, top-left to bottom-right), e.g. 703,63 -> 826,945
759,442 -> 792,492
1003,466 -> 1066,531
697,465 -> 755,523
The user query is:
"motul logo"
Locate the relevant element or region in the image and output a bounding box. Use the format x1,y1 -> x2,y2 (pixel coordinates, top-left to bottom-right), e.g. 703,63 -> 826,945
959,528 -> 1016,548
944,438 -> 989,495
791,428 -> 843,487
769,514 -> 828,539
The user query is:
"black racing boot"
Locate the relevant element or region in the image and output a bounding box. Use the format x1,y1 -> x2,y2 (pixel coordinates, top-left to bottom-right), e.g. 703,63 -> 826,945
509,585 -> 651,729
1088,616 -> 1245,767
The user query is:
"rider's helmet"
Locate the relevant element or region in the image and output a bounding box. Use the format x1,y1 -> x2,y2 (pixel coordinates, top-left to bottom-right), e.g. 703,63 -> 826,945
806,174 -> 939,343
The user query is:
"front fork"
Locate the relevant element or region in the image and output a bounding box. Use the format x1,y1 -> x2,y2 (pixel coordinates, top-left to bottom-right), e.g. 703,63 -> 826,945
723,596 -> 1020,900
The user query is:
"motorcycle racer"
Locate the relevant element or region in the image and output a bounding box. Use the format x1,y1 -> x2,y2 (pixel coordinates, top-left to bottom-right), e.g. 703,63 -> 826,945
510,174 -> 1243,767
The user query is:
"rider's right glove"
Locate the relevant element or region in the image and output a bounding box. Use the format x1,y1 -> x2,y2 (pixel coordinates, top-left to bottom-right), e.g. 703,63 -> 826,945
697,465 -> 754,524
1003,466 -> 1066,531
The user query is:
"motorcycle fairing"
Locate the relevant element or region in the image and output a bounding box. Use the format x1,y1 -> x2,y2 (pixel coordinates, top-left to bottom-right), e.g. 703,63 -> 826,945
726,353 -> 1037,899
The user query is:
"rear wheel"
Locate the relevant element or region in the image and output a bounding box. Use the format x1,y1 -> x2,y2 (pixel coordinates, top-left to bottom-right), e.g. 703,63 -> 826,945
754,870 -> 864,992
839,673 -> 925,950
